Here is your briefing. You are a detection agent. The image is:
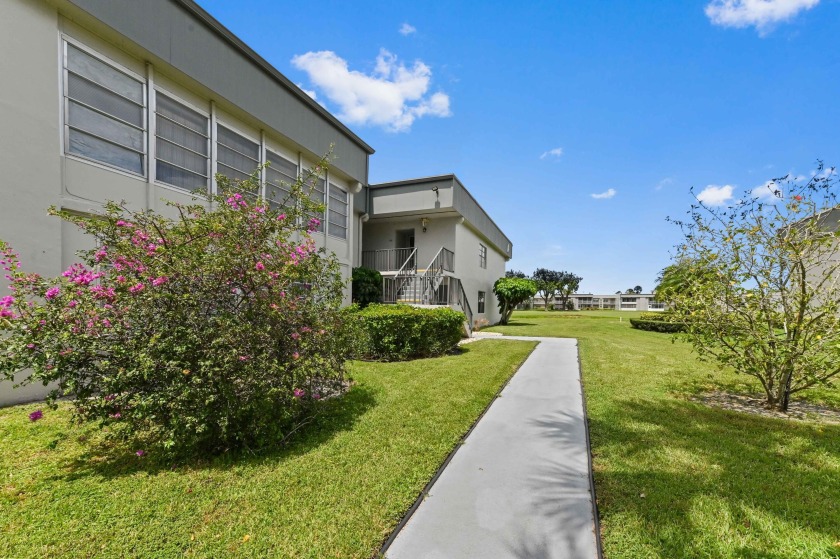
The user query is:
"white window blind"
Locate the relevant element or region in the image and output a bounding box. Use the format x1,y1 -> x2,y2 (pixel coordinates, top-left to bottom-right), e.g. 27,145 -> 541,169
155,93 -> 209,192
216,125 -> 259,184
64,43 -> 145,174
265,151 -> 297,208
328,183 -> 348,239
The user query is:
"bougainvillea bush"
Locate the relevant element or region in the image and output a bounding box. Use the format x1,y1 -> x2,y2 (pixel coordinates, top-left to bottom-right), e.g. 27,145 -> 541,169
0,168 -> 352,455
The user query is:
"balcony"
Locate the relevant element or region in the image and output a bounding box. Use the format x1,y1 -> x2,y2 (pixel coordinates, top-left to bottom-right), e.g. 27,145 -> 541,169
361,248 -> 416,272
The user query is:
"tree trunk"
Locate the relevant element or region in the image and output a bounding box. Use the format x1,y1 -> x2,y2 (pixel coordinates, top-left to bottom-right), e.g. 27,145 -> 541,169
768,369 -> 794,412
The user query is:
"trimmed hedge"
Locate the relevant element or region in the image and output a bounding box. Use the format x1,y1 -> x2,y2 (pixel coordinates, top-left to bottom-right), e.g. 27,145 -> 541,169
351,304 -> 466,361
630,319 -> 686,333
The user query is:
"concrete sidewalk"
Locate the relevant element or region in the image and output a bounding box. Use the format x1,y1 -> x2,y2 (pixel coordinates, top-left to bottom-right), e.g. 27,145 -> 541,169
384,337 -> 600,559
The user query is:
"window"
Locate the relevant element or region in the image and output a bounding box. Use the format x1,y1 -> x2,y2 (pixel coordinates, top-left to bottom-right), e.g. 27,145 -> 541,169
478,291 -> 486,314
216,124 -> 259,186
155,93 -> 209,192
479,244 -> 487,269
64,42 -> 146,175
328,183 -> 348,239
303,175 -> 325,232
265,150 -> 297,208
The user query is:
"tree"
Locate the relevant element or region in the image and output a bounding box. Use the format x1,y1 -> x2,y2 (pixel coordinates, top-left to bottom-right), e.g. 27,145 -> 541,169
556,271 -> 583,311
493,277 -> 537,325
0,162 -> 354,455
532,268 -> 562,310
351,267 -> 383,307
505,269 -> 527,278
634,285 -> 643,294
669,163 -> 840,411
654,259 -> 716,304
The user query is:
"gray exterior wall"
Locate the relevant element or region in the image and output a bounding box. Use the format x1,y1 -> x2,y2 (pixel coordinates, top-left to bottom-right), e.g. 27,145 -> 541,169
454,222 -> 506,325
0,0 -> 369,407
62,0 -> 373,182
364,176 -> 511,326
369,175 -> 512,260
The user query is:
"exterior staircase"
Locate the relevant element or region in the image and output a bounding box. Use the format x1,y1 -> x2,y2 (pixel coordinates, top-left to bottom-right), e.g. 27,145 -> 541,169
367,246 -> 472,335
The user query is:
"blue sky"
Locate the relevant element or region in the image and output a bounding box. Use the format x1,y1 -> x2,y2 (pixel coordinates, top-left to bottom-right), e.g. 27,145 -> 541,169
199,0 -> 840,293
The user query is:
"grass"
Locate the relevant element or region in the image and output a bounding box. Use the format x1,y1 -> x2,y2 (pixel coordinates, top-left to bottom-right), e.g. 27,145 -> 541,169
486,311 -> 840,559
0,339 -> 535,559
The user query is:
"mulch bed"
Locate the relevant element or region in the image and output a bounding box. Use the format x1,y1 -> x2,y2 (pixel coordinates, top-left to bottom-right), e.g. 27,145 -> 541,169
693,391 -> 840,424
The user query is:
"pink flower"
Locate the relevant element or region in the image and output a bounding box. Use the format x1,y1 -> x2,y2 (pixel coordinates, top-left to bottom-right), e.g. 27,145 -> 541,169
277,213 -> 287,221
115,220 -> 133,228
291,332 -> 300,340
110,412 -> 122,419
293,388 -> 305,399
29,409 -> 43,422
67,300 -> 78,308
45,286 -> 60,300
26,344 -> 35,349
794,195 -> 803,201
128,283 -> 145,294
151,276 -> 168,287
135,450 -> 145,457
238,356 -> 250,361
292,352 -> 300,360
255,261 -> 265,271
0,295 -> 14,308
116,275 -> 126,283
312,393 -> 321,400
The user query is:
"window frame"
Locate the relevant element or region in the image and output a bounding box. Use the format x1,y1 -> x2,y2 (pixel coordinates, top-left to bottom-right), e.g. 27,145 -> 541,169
264,147 -> 298,209
153,89 -> 211,193
478,290 -> 486,314
61,37 -> 148,178
214,120 -> 261,186
327,181 -> 349,239
479,243 -> 487,269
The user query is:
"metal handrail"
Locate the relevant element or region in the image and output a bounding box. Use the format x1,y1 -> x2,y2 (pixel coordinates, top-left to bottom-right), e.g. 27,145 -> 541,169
420,247 -> 454,304
454,278 -> 473,335
361,248 -> 416,272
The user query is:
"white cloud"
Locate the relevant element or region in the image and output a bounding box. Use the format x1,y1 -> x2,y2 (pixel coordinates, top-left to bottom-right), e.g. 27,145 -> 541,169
399,23 -> 417,36
655,177 -> 673,191
297,84 -> 317,100
705,0 -> 819,34
752,180 -> 782,201
591,188 -> 616,200
540,147 -> 564,160
291,49 -> 451,132
696,184 -> 735,206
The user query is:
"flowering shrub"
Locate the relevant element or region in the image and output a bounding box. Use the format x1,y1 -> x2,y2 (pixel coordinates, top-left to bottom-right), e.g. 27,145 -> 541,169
0,167 -> 352,455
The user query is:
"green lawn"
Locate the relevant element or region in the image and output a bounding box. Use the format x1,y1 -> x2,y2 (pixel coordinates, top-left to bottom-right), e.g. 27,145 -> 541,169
487,311 -> 840,559
0,339 -> 535,559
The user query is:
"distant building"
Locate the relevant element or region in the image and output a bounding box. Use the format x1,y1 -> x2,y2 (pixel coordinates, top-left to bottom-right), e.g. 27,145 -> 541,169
531,293 -> 665,311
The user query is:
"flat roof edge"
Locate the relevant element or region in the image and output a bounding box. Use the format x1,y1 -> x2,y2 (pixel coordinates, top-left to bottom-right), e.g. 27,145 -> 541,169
174,0 -> 374,155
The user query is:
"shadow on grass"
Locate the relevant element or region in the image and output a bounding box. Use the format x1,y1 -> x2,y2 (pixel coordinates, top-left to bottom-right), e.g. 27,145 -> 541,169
50,383 -> 378,481
590,397 -> 840,558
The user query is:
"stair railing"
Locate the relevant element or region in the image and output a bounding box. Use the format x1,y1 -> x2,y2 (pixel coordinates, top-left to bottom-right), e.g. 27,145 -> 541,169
420,247 -> 454,304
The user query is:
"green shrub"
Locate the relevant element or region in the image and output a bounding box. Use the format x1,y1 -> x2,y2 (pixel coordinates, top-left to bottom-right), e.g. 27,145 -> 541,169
630,319 -> 686,333
0,165 -> 353,456
639,311 -> 679,322
351,267 -> 383,307
351,304 -> 465,361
